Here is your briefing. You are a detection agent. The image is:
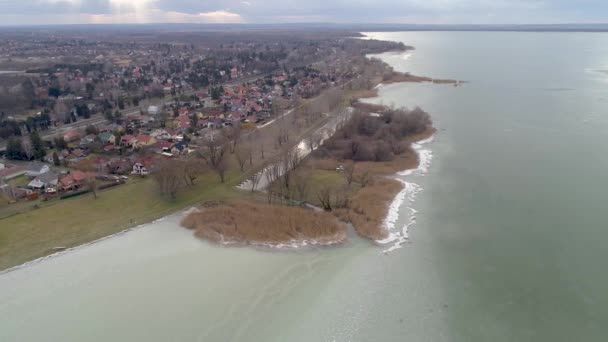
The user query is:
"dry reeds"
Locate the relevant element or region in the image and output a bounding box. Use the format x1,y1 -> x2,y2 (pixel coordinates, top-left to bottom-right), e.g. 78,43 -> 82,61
340,178 -> 404,240
181,200 -> 347,246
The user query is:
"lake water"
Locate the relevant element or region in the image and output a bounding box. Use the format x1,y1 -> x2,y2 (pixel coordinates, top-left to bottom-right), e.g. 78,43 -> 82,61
2,32 -> 608,341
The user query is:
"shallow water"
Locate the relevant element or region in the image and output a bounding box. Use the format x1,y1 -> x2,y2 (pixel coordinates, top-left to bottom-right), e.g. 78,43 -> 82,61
2,32 -> 608,341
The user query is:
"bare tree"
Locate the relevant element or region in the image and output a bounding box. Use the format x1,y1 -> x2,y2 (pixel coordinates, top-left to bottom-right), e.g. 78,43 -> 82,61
266,163 -> 282,204
250,172 -> 261,193
223,124 -> 242,153
277,148 -> 301,197
317,186 -> 333,211
215,157 -> 229,183
199,135 -> 229,183
86,175 -> 98,199
247,146 -> 253,166
344,161 -> 356,186
182,158 -> 205,186
306,131 -> 324,152
234,145 -> 249,172
293,168 -> 311,202
275,116 -> 290,148
21,138 -> 33,160
260,142 -> 265,159
152,160 -> 184,200
357,171 -> 372,188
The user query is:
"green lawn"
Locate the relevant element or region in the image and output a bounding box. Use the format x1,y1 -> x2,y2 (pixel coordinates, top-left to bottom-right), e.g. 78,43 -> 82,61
0,172 -> 245,271
306,169 -> 348,204
7,175 -> 28,187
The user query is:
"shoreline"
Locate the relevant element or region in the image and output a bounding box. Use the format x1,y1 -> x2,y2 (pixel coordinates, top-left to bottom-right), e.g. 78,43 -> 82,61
332,124 -> 435,244
378,132 -> 435,252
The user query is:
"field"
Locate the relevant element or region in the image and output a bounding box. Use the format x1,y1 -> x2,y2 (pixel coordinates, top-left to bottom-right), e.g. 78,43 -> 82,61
0,171 -> 246,271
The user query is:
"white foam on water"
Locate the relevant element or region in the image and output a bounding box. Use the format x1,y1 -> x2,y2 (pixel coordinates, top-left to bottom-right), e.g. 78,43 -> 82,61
214,236 -> 346,250
379,135 -> 434,253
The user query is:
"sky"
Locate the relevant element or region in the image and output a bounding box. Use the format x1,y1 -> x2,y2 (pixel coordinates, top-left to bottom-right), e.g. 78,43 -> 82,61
0,0 -> 607,26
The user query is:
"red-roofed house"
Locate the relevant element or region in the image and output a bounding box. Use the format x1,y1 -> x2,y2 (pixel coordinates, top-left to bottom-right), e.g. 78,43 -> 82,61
63,130 -> 81,143
121,135 -> 137,148
175,115 -> 191,130
136,134 -> 156,148
59,170 -> 94,191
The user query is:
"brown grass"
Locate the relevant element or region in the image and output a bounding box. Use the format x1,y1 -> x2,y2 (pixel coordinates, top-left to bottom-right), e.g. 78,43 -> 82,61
383,71 -> 462,85
352,101 -> 387,113
335,178 -> 404,240
348,88 -> 379,99
181,200 -> 347,246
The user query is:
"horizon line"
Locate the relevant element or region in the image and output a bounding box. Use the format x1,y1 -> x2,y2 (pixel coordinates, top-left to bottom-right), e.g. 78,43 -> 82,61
2,22 -> 608,28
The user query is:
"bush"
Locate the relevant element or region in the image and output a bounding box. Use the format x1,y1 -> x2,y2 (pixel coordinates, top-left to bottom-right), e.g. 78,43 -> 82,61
60,189 -> 90,200
321,106 -> 432,163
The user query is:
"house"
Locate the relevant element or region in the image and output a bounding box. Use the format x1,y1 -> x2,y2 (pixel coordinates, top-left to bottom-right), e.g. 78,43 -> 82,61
152,141 -> 172,153
171,141 -> 189,155
25,162 -> 51,178
132,162 -> 149,176
132,156 -> 155,176
80,135 -> 96,146
27,171 -> 58,190
59,170 -> 91,191
98,131 -> 116,145
135,134 -> 156,148
71,148 -> 87,158
121,135 -> 138,148
0,165 -> 26,180
150,129 -> 172,141
174,114 -> 191,130
63,130 -> 81,143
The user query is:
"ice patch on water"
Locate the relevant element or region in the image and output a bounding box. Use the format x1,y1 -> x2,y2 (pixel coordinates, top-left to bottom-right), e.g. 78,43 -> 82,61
378,135 -> 434,253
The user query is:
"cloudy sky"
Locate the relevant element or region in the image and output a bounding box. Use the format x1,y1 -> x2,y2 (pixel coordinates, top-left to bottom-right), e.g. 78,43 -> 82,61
0,0 -> 606,26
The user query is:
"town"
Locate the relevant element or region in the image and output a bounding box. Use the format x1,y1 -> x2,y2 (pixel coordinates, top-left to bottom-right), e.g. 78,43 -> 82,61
0,28 -> 406,203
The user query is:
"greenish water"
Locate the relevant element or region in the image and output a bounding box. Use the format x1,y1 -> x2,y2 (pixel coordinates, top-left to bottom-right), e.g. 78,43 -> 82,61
1,32 -> 608,341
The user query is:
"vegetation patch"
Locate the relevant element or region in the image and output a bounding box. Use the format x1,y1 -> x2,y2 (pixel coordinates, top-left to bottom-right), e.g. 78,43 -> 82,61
181,200 -> 347,246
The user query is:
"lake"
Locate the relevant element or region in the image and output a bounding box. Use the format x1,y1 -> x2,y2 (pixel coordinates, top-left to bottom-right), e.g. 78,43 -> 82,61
1,31 -> 608,341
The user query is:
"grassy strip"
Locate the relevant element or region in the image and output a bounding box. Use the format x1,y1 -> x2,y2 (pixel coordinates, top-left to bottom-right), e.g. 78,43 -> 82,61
0,172 -> 247,271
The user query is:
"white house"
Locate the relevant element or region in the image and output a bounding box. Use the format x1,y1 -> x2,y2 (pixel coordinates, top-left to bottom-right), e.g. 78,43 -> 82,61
148,105 -> 160,116
132,162 -> 149,176
25,162 -> 51,178
27,171 -> 58,190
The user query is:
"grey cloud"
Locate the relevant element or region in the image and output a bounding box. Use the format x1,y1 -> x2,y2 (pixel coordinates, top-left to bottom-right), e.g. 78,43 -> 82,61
1,0 -> 608,24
